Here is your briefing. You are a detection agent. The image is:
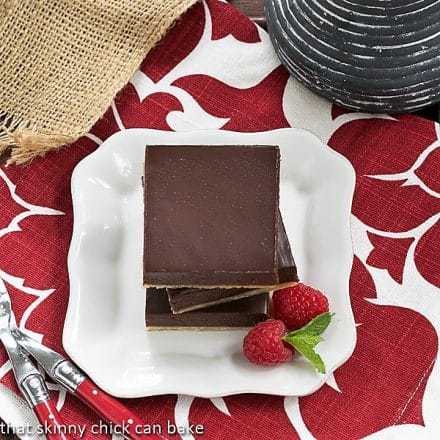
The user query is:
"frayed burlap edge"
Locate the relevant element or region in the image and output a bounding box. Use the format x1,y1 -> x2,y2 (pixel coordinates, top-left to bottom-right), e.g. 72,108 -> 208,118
0,112 -> 76,165
1,0 -> 198,165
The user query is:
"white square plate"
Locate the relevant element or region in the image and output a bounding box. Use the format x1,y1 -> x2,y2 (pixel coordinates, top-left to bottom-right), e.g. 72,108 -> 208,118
64,128 -> 356,398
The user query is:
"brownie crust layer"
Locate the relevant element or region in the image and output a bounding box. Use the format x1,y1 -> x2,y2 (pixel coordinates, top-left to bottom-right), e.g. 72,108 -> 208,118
145,288 -> 268,330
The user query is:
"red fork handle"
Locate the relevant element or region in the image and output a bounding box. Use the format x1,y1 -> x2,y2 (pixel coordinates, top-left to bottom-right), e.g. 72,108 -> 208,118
75,379 -> 160,439
34,400 -> 73,440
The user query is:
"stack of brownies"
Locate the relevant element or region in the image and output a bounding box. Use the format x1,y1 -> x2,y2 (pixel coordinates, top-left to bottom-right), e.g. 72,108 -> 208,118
143,144 -> 298,330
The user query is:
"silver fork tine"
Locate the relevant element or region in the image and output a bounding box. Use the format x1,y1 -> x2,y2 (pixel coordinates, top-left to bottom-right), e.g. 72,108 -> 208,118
0,280 -> 73,438
0,282 -> 51,406
0,284 -> 13,330
0,281 -> 66,382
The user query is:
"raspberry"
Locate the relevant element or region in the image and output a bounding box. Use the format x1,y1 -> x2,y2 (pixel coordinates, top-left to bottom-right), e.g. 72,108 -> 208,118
273,283 -> 329,330
243,319 -> 294,366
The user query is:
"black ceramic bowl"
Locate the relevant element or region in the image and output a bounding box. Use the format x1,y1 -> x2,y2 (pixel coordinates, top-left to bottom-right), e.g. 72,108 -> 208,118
266,0 -> 440,113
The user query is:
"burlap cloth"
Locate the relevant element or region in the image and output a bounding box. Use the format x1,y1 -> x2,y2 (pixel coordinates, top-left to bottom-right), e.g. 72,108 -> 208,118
0,0 -> 197,164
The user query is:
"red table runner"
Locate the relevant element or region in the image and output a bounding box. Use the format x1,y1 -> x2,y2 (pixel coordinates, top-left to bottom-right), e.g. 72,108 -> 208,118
0,1 -> 439,439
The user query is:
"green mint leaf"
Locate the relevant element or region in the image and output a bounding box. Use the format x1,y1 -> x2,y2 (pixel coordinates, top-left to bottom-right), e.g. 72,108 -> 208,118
287,335 -> 326,374
284,333 -> 323,347
282,312 -> 334,374
289,312 -> 334,337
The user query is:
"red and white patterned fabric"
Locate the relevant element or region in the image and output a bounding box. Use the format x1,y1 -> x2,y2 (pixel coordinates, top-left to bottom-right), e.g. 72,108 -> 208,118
1,1 -> 439,439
